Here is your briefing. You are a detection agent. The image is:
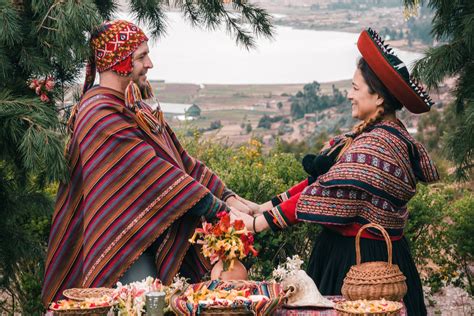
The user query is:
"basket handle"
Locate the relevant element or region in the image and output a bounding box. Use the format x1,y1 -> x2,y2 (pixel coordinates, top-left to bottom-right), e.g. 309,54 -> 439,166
355,223 -> 392,266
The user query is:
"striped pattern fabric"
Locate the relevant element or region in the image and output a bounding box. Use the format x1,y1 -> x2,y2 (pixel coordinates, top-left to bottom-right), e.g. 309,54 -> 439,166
296,121 -> 439,237
42,87 -> 233,306
169,280 -> 286,316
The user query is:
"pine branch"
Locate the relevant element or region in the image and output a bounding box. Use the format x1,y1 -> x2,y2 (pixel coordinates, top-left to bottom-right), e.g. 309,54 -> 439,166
411,42 -> 465,88
443,102 -> 474,180
461,11 -> 474,52
0,46 -> 12,81
93,0 -> 118,20
232,1 -> 274,40
403,0 -> 473,179
196,0 -> 223,30
32,1 -> 101,65
222,9 -> 253,48
129,0 -> 168,39
0,2 -> 22,47
128,0 -> 274,49
179,0 -> 202,27
0,91 -> 67,182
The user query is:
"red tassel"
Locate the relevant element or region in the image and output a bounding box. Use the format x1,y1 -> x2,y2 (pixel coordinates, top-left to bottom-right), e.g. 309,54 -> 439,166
135,111 -> 149,128
154,108 -> 165,127
112,55 -> 133,76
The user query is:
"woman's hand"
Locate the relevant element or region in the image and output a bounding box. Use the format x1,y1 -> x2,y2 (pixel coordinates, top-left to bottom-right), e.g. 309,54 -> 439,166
235,196 -> 275,215
229,208 -> 270,234
229,207 -> 254,231
257,201 -> 273,214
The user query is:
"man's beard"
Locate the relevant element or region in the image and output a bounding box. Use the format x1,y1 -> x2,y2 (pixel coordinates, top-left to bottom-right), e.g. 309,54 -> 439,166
133,76 -> 148,96
132,74 -> 153,100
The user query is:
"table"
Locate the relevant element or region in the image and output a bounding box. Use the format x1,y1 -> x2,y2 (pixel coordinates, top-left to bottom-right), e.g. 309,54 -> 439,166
274,296 -> 407,315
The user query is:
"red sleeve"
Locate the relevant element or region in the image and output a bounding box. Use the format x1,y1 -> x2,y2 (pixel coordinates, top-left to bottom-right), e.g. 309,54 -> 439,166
263,192 -> 301,230
271,179 -> 308,207
287,179 -> 309,196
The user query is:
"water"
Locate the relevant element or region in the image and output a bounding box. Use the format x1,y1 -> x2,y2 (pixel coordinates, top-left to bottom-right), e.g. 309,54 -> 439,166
159,102 -> 189,114
118,12 -> 423,84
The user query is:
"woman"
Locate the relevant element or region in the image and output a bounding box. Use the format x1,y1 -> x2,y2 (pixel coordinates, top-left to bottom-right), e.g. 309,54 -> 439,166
245,28 -> 439,315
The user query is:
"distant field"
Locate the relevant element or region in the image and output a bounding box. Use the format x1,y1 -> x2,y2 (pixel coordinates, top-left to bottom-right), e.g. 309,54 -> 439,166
152,80 -> 351,110
152,80 -> 352,145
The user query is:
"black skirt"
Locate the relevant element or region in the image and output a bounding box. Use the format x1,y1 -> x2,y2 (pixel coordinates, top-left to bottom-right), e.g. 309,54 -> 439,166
306,228 -> 427,316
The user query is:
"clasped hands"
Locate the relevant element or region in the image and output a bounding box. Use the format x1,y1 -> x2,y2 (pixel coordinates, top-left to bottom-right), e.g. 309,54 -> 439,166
226,196 -> 271,234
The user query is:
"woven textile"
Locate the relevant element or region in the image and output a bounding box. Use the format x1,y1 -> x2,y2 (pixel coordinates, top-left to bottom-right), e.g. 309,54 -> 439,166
296,121 -> 439,237
92,20 -> 148,75
42,87 -> 234,306
275,296 -> 407,316
170,280 -> 286,316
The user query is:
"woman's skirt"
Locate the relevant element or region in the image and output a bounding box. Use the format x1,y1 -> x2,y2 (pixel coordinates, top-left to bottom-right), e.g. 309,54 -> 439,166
306,228 -> 427,316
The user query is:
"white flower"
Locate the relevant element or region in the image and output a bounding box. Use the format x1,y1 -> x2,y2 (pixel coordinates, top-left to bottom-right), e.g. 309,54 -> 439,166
272,265 -> 288,282
113,276 -> 166,316
285,255 -> 303,272
170,274 -> 189,292
271,255 -> 304,282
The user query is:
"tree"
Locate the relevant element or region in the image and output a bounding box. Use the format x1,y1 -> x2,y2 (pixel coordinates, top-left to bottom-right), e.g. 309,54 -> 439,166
209,120 -> 222,130
403,0 -> 473,179
257,115 -> 272,129
245,122 -> 253,134
0,1 -> 274,313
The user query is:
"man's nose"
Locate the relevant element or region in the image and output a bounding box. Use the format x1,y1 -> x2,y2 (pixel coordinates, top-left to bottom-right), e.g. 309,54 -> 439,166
145,57 -> 153,69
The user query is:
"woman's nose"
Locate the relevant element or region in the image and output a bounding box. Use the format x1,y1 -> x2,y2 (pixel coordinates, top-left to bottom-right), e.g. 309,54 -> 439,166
347,90 -> 354,100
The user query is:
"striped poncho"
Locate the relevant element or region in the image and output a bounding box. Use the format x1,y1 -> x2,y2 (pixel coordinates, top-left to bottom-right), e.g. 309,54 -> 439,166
42,87 -> 234,306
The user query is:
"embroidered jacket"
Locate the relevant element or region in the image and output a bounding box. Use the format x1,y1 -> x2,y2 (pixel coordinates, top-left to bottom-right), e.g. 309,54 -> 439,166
263,121 -> 439,238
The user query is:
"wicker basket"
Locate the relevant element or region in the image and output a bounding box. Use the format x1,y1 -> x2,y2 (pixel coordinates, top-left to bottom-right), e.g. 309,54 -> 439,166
334,300 -> 403,316
63,288 -> 114,301
51,305 -> 112,315
341,223 -> 407,301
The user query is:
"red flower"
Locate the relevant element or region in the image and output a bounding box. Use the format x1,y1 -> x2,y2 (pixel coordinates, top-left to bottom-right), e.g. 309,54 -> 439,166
29,79 -> 39,89
45,77 -> 55,91
40,93 -> 50,102
234,219 -> 245,231
218,213 -> 231,232
240,232 -> 258,257
211,224 -> 224,237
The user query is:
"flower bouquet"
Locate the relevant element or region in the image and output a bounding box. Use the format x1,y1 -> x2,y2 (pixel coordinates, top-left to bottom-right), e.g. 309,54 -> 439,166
189,211 -> 258,276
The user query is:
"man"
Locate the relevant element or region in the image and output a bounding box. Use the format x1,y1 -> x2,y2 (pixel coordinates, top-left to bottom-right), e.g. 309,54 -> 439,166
42,20 -> 255,306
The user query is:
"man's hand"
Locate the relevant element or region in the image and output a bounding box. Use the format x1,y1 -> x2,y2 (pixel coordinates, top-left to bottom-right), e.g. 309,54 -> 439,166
226,196 -> 253,215
236,196 -> 261,215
